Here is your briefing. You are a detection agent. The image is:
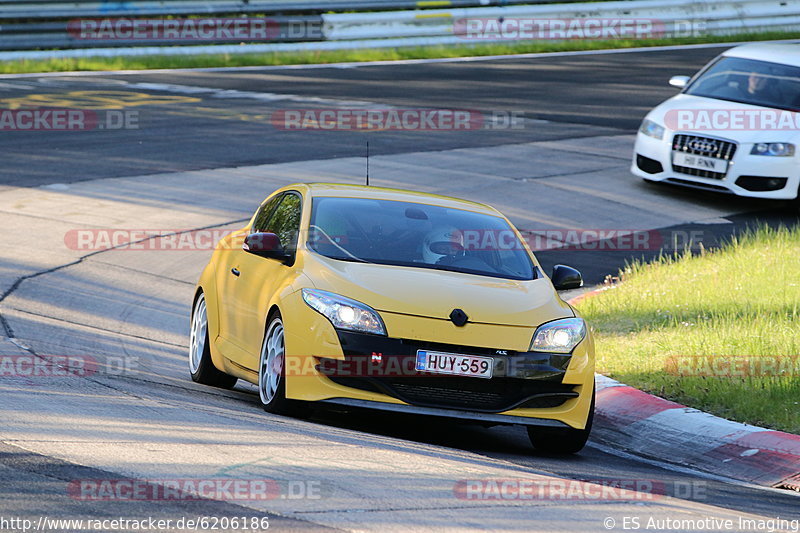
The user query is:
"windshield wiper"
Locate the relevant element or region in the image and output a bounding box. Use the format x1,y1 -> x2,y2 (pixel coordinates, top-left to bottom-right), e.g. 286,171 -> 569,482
308,225 -> 370,263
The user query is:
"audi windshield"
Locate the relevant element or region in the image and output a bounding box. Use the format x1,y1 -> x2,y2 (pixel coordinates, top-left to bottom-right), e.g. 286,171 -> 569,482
685,56 -> 800,111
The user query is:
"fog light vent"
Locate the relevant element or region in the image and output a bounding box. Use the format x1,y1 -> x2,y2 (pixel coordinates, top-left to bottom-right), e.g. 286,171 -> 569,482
735,176 -> 788,192
636,154 -> 664,174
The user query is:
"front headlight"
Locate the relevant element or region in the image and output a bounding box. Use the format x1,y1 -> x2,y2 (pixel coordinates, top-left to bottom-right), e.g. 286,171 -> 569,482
530,318 -> 586,354
750,142 -> 795,157
302,288 -> 386,336
639,119 -> 665,140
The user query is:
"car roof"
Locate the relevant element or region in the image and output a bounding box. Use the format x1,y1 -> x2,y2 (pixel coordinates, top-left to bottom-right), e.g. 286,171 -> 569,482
290,183 -> 503,216
723,43 -> 800,67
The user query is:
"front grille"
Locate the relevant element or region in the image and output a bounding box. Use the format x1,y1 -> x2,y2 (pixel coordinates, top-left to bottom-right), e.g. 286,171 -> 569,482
390,381 -> 504,410
328,331 -> 577,412
672,134 -> 737,179
329,375 -> 578,413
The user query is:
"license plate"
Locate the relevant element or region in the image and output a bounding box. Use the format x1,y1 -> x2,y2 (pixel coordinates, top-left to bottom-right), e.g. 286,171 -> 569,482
415,350 -> 493,379
672,151 -> 728,173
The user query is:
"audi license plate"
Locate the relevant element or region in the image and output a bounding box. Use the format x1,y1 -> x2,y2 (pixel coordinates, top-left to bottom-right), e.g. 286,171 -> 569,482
673,151 -> 728,173
415,350 -> 493,379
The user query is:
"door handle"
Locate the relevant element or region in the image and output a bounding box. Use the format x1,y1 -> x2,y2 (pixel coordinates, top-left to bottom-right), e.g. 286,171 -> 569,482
231,267 -> 240,277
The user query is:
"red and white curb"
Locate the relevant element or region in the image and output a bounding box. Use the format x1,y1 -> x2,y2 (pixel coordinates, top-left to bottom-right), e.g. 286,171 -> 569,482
593,374 -> 800,490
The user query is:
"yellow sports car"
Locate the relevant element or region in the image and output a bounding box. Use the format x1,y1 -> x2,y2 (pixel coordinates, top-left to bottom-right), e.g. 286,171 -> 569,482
190,183 -> 595,453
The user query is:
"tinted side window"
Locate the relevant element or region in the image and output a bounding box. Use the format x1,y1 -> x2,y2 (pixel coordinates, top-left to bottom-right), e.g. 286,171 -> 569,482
264,193 -> 302,253
252,194 -> 283,233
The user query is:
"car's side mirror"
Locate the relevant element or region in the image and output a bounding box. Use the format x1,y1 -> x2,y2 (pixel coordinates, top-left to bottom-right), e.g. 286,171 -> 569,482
243,232 -> 289,261
669,75 -> 690,89
551,265 -> 583,291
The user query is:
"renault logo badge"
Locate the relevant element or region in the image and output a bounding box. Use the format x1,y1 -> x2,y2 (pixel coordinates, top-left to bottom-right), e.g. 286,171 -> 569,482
449,309 -> 468,327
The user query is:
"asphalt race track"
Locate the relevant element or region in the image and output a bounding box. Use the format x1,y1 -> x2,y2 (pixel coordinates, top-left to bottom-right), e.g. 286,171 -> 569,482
1,44 -> 798,531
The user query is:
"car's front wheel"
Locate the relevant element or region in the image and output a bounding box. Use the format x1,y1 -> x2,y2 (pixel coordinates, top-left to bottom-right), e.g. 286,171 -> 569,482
189,293 -> 238,389
527,389 -> 594,454
258,312 -> 293,414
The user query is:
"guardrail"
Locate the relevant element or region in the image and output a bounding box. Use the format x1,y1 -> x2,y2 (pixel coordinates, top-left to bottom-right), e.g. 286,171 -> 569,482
323,0 -> 800,41
0,0 -> 798,58
0,0 -> 545,50
0,0 -> 547,19
0,16 -> 327,50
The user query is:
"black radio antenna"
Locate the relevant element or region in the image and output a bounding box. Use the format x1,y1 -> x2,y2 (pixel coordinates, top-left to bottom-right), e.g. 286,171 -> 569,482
365,141 -> 370,186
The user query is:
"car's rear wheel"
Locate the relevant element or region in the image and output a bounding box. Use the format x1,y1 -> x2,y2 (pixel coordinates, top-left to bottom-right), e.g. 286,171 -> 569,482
189,293 -> 238,389
258,312 -> 293,414
527,388 -> 594,454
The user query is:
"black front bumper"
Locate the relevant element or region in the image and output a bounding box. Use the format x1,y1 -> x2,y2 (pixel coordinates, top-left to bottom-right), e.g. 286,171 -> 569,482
316,331 -> 578,414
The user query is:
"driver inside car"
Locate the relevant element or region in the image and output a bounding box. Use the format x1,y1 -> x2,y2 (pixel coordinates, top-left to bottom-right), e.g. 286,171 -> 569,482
422,227 -> 466,266
741,71 -> 781,101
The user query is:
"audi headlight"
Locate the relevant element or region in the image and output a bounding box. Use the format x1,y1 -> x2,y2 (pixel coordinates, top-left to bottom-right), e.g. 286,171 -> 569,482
302,288 -> 386,336
639,119 -> 665,140
750,142 -> 795,157
530,318 -> 586,354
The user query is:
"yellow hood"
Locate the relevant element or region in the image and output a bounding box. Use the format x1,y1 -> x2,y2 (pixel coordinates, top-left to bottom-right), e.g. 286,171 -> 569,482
302,252 -> 574,328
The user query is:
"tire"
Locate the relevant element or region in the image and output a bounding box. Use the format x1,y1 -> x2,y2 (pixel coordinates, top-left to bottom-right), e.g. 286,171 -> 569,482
258,311 -> 294,414
527,388 -> 594,455
189,293 -> 238,389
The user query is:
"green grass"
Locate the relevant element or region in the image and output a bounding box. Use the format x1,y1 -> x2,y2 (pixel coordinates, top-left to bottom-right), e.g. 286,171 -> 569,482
578,225 -> 800,434
1,31 -> 798,74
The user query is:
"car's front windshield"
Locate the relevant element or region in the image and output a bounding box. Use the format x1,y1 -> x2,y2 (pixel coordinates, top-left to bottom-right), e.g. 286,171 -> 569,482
685,56 -> 800,111
307,197 -> 536,280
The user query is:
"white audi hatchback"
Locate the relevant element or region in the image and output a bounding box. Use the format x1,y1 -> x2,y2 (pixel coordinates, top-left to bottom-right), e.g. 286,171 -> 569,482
632,43 -> 800,201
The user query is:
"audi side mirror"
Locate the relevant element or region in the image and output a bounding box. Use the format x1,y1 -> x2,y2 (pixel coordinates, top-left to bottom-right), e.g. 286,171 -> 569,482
669,75 -> 690,89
